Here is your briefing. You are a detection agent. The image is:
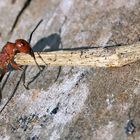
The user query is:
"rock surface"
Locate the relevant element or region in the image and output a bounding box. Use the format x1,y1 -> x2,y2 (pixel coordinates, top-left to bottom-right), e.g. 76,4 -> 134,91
0,0 -> 140,140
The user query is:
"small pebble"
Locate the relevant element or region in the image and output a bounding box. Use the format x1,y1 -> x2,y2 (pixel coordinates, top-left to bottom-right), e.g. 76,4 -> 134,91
125,119 -> 135,135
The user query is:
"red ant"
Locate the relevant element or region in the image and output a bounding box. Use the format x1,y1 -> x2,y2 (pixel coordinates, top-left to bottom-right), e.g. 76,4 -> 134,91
0,19 -> 43,105
1,39 -> 34,71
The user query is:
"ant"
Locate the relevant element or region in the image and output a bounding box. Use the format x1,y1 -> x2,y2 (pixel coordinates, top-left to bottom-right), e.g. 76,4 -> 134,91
0,19 -> 44,111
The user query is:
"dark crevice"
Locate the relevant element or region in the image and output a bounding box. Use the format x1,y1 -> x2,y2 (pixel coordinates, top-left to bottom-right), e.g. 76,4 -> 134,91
10,0 -> 32,33
50,103 -> 60,115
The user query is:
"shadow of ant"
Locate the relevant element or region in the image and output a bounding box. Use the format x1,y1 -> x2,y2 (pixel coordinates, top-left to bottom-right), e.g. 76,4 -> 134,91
33,33 -> 62,52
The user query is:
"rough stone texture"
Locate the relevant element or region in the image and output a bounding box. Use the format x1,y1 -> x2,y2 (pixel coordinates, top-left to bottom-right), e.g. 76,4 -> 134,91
0,0 -> 140,140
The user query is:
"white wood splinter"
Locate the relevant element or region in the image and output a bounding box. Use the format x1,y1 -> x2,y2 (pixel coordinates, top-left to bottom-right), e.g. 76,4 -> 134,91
15,42 -> 140,67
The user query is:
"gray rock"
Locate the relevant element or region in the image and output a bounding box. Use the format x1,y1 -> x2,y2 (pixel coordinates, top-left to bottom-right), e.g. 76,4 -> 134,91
0,0 -> 140,140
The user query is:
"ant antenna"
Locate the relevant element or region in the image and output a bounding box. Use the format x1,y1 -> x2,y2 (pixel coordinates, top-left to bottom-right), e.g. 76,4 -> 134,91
28,19 -> 48,65
28,19 -> 47,70
22,19 -> 46,89
28,19 -> 43,44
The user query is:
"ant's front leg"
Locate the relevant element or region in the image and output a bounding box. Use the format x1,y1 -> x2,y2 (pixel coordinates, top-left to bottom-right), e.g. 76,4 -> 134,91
10,60 -> 23,71
10,61 -> 29,90
22,66 -> 30,90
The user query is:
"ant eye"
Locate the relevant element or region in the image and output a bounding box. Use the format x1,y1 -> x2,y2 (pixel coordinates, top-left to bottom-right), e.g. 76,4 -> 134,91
20,42 -> 24,46
18,42 -> 24,47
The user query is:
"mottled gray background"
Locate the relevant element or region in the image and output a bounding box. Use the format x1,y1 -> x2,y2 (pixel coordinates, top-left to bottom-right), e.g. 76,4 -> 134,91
0,0 -> 140,140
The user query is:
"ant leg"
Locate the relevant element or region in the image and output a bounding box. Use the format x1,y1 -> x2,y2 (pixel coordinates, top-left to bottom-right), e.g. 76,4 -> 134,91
10,61 -> 29,90
54,66 -> 62,82
0,88 -> 2,103
22,66 -> 29,90
28,19 -> 45,76
30,49 -> 44,77
10,61 -> 23,71
1,72 -> 11,91
36,52 -> 48,66
0,73 -> 5,103
26,66 -> 45,88
0,84 -> 2,104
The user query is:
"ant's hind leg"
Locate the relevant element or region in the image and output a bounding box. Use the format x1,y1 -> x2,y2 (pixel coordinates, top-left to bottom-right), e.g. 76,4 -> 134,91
0,87 -> 2,104
0,74 -> 4,103
22,66 -> 29,90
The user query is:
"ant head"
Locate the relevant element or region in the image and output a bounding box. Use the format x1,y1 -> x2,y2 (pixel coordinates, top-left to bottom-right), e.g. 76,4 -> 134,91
15,39 -> 35,58
15,39 -> 31,53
